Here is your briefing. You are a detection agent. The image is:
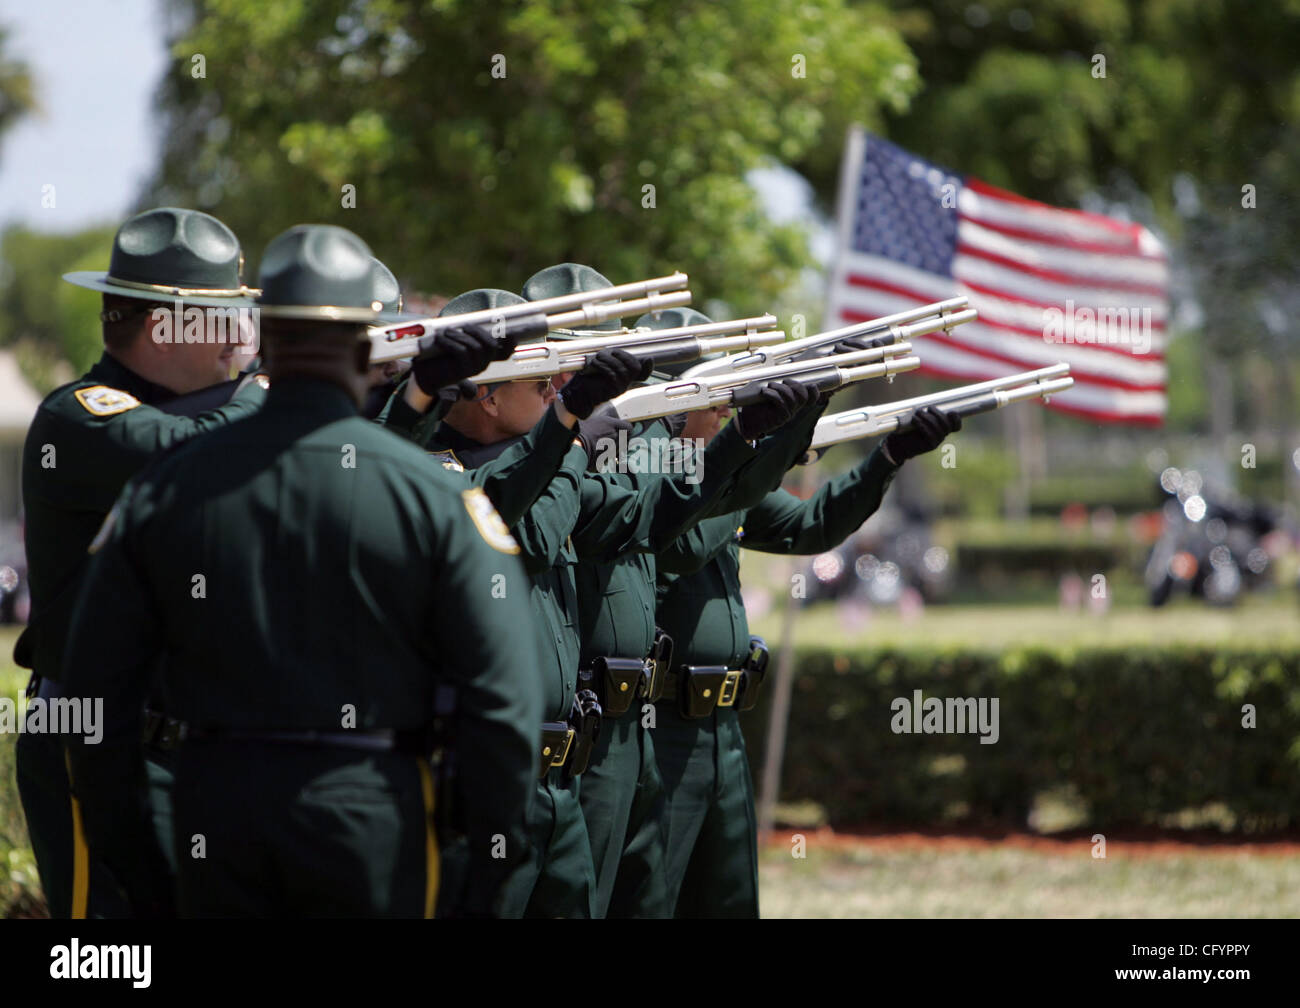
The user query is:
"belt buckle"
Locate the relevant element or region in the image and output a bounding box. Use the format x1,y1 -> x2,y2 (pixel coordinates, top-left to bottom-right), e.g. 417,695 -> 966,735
158,718 -> 187,749
717,670 -> 743,708
549,728 -> 575,768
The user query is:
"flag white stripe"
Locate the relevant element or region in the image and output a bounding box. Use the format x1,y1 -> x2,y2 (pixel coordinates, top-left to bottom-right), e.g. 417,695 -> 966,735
957,186 -> 1157,252
833,282 -> 1168,367
903,340 -> 1168,417
952,254 -> 1169,314
835,251 -> 1169,347
957,219 -> 1170,288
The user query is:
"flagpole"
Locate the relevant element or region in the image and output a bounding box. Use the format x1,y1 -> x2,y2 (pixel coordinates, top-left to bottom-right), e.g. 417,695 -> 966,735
756,124 -> 866,840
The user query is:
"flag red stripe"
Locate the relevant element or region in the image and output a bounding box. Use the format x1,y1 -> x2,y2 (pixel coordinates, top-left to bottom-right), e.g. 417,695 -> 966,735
841,274 -> 1167,361
955,241 -> 1168,298
956,212 -> 1167,260
964,177 -> 1146,241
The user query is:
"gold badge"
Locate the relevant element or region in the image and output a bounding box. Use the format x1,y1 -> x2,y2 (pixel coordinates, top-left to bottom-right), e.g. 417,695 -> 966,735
430,449 -> 464,473
74,385 -> 141,417
461,487 -> 520,555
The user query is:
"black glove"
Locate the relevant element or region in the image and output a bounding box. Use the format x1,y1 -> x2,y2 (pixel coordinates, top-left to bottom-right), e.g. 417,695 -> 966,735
575,404 -> 633,471
559,349 -> 653,420
411,322 -> 517,397
882,405 -> 962,463
734,378 -> 813,440
817,336 -> 878,404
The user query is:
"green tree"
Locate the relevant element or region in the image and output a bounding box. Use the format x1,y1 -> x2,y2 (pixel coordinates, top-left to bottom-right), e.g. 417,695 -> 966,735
0,226 -> 116,390
0,24 -> 35,160
148,0 -> 918,308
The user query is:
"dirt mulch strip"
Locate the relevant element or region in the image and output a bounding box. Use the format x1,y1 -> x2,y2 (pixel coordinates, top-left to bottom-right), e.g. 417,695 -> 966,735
762,825 -> 1300,858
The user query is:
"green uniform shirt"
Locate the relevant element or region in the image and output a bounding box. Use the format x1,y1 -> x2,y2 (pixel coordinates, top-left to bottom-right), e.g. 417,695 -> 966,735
17,351 -> 266,677
657,446 -> 900,667
62,378 -> 542,913
430,420 -> 760,719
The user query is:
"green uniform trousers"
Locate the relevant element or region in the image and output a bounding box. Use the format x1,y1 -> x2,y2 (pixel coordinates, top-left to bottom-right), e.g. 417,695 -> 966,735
579,712 -> 671,917
498,768 -> 595,919
652,703 -> 760,918
172,743 -> 435,918
16,729 -> 174,918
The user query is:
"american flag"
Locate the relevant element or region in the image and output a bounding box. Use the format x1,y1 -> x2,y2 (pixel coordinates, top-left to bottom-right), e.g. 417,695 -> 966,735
824,129 -> 1169,425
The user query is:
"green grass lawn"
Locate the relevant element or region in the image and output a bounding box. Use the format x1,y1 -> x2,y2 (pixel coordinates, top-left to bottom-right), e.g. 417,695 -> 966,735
759,843 -> 1300,918
748,593 -> 1300,651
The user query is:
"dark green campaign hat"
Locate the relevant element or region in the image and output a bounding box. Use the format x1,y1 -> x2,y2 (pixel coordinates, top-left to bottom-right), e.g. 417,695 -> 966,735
370,256 -> 425,325
633,306 -> 722,381
64,206 -> 254,308
255,224 -> 380,324
521,262 -> 620,334
439,288 -> 527,317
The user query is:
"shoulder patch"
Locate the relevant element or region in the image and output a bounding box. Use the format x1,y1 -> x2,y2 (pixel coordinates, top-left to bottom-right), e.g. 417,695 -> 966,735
74,385 -> 141,417
429,449 -> 464,473
461,487 -> 520,555
735,525 -> 745,542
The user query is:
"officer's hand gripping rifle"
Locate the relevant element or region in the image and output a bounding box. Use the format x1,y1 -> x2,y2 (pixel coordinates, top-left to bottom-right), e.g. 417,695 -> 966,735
679,297 -> 974,379
608,343 -> 922,423
366,272 -> 693,365
470,314 -> 788,383
800,364 -> 1073,463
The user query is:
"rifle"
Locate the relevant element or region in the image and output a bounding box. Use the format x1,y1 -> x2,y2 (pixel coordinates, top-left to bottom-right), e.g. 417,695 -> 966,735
367,272 -> 692,365
679,297 -> 974,378
609,345 -> 922,423
800,364 -> 1073,463
471,314 -> 786,383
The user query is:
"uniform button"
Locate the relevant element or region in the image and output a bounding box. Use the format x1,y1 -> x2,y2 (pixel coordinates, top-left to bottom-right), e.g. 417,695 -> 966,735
565,680 -> 573,690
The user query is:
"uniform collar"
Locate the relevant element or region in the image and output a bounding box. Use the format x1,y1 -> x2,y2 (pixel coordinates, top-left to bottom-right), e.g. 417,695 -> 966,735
86,351 -> 180,406
435,423 -> 522,469
262,376 -> 359,422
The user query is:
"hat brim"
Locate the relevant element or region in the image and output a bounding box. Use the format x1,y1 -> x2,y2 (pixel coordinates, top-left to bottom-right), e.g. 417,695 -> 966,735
257,303 -> 380,323
373,308 -> 428,327
63,271 -> 256,308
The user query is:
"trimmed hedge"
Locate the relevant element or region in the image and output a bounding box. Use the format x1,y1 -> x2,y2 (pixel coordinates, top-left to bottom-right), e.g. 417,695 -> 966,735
745,645 -> 1300,831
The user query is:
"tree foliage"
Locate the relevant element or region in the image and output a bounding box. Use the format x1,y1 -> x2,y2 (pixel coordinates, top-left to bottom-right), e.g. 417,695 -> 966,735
148,0 -> 919,308
0,24 -> 35,161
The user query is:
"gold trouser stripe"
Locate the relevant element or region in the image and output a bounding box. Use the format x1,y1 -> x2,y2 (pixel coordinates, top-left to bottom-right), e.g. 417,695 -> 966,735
66,754 -> 89,920
417,760 -> 439,919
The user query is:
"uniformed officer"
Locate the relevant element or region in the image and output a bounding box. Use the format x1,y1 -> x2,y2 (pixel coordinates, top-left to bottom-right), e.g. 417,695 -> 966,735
652,337 -> 961,916
60,224 -> 542,917
434,268 -> 813,918
15,206 -> 267,918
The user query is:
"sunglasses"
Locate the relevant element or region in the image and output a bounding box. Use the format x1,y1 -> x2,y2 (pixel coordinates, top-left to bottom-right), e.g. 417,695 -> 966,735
476,378 -> 554,402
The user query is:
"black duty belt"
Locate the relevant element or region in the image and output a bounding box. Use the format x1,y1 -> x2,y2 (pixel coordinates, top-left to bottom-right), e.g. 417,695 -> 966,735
539,721 -> 576,779
659,636 -> 770,719
578,629 -> 674,717
141,709 -> 188,751
660,666 -> 745,718
181,724 -> 434,755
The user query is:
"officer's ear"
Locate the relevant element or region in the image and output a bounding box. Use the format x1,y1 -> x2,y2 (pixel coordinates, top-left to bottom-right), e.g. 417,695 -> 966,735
353,340 -> 371,376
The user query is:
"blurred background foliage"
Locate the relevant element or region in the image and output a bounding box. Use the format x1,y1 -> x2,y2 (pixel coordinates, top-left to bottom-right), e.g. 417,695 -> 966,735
0,0 -> 1295,531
